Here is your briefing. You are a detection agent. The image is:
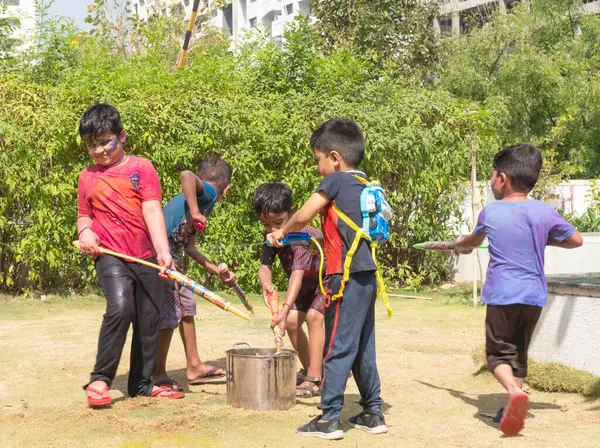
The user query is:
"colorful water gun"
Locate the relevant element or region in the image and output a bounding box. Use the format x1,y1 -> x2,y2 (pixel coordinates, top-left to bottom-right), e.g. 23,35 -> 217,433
413,241 -> 488,251
267,232 -> 326,297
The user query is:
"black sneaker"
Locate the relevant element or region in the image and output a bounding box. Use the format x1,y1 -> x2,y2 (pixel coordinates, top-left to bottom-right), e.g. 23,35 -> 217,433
296,416 -> 344,440
348,411 -> 388,434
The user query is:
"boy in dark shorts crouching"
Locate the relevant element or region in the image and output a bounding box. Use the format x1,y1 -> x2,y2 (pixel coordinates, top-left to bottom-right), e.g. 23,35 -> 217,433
456,144 -> 583,435
254,182 -> 326,398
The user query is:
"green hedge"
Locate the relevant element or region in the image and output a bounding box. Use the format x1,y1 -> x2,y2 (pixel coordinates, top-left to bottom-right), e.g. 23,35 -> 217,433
0,18 -> 497,293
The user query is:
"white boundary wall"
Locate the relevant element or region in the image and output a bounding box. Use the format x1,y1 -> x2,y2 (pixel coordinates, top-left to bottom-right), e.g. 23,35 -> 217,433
453,181 -> 598,282
529,278 -> 600,376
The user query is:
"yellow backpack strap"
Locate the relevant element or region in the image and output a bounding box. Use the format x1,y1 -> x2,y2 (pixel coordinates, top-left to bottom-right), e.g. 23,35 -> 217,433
371,242 -> 392,317
352,174 -> 369,185
330,203 -> 368,302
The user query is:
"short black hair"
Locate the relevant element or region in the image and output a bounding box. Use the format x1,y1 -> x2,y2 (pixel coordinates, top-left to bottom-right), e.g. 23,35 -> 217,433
493,144 -> 543,193
79,104 -> 123,139
252,182 -> 293,216
310,118 -> 365,168
198,157 -> 232,191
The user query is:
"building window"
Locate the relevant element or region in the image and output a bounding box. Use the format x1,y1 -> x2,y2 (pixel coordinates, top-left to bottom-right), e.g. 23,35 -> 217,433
184,0 -> 190,6
140,0 -> 145,5
212,10 -> 218,17
1,0 -> 20,5
285,3 -> 293,15
249,17 -> 257,27
134,4 -> 138,14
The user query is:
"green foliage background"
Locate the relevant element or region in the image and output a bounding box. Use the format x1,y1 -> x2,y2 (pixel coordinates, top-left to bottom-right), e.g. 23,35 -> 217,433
442,0 -> 600,180
0,2 -> 499,293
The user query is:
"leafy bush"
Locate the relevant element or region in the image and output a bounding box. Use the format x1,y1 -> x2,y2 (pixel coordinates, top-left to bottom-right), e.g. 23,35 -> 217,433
0,4 -> 497,293
441,0 -> 600,179
560,209 -> 600,233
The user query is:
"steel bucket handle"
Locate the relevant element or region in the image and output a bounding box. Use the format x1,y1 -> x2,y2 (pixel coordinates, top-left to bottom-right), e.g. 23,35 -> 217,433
231,342 -> 252,349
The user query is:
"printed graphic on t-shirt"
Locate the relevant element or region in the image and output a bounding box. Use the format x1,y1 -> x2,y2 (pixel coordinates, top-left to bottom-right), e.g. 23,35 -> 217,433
129,173 -> 140,191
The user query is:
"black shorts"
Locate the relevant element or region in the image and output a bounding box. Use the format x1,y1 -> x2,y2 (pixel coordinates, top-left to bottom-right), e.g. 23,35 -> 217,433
485,304 -> 542,378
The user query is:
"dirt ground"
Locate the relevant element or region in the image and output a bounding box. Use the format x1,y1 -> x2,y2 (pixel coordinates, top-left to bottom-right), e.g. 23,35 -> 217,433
1,291 -> 599,448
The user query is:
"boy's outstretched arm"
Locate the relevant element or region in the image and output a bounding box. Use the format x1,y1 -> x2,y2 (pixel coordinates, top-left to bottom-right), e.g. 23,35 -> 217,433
455,232 -> 486,253
143,200 -> 174,270
267,192 -> 329,246
181,170 -> 206,225
547,230 -> 584,249
184,239 -> 235,286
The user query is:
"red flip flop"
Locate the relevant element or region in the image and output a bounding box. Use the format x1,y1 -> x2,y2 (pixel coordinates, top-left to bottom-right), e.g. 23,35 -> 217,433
86,384 -> 112,408
151,385 -> 185,399
500,392 -> 529,435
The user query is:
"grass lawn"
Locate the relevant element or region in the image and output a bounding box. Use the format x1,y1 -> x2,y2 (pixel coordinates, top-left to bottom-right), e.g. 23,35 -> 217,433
1,286 -> 599,447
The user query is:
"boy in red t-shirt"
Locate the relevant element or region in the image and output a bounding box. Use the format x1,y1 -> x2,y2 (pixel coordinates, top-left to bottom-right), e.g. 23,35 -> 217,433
77,104 -> 184,407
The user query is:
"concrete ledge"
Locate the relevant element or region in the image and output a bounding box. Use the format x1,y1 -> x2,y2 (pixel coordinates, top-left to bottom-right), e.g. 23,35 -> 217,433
529,277 -> 600,375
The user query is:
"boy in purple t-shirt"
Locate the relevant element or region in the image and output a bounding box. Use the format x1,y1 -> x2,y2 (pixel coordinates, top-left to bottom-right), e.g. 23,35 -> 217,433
455,144 -> 582,436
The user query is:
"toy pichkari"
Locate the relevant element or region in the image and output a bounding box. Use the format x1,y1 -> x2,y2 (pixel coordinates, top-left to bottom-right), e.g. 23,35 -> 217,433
73,241 -> 250,321
412,241 -> 488,251
218,262 -> 255,315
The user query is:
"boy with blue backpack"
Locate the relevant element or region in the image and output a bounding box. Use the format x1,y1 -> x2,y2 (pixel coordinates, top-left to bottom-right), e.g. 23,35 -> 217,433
267,118 -> 392,440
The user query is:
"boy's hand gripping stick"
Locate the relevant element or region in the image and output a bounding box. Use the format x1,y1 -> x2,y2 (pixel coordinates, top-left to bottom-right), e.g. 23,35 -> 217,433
266,290 -> 285,353
217,263 -> 255,315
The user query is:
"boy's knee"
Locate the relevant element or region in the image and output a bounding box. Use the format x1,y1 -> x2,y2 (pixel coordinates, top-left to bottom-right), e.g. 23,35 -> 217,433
306,309 -> 324,326
286,314 -> 300,332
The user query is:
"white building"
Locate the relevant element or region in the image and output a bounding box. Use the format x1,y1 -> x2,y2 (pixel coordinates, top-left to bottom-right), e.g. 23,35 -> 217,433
130,0 -> 312,43
0,0 -> 36,51
130,1 -> 600,42
435,1 -> 600,35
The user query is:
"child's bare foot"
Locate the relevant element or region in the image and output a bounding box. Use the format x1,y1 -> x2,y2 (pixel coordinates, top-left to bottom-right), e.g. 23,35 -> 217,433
187,364 -> 226,385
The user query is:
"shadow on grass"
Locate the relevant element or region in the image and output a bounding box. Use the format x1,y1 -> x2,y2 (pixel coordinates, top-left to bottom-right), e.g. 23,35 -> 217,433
113,357 -> 228,396
417,381 -> 560,431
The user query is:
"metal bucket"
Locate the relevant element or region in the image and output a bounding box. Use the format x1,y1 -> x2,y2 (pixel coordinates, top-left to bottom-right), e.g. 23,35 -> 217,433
226,342 -> 297,410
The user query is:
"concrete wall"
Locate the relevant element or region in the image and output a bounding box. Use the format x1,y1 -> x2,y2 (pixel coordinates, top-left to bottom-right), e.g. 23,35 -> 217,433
452,233 -> 600,283
453,180 -> 599,282
529,278 -> 600,376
